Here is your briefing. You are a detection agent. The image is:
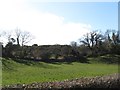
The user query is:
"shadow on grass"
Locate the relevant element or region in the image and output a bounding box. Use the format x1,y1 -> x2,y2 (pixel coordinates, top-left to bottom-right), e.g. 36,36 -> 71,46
32,56 -> 90,65
2,58 -> 17,71
12,58 -> 60,69
2,58 -> 60,71
95,54 -> 120,64
3,55 -> 89,66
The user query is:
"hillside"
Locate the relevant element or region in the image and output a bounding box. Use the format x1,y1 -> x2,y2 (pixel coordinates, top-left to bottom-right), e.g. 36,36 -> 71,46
2,55 -> 119,86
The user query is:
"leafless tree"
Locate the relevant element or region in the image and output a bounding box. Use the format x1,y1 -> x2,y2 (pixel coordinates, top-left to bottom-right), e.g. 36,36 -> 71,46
1,28 -> 34,46
80,30 -> 104,55
21,31 -> 33,46
15,28 -> 21,46
15,28 -> 34,46
2,31 -> 14,43
105,29 -> 120,45
80,31 -> 104,48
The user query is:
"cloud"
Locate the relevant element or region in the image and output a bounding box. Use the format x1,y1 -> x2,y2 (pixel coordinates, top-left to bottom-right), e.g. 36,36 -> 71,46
0,0 -> 91,45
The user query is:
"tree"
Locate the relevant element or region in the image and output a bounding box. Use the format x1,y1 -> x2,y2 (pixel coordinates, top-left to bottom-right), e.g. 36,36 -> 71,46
0,31 -> 4,45
15,28 -> 34,46
70,41 -> 80,57
105,29 -> 120,43
3,31 -> 12,42
31,45 -> 40,59
80,33 -> 91,49
21,31 -> 33,46
112,32 -> 120,45
80,30 -> 104,56
70,41 -> 77,47
4,42 -> 14,57
15,28 -> 21,46
60,45 -> 73,58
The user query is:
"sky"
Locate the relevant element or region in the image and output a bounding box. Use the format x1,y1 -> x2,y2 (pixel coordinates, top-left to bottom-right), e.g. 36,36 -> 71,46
0,0 -> 118,45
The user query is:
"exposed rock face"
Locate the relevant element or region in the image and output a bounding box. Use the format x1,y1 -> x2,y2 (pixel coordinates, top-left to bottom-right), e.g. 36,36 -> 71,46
2,73 -> 120,89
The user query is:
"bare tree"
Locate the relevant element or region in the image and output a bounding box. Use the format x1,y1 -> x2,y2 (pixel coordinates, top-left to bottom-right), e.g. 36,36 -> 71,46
14,28 -> 34,46
2,31 -> 15,43
15,28 -> 21,46
21,31 -> 33,46
1,28 -> 33,46
80,30 -> 104,55
80,33 -> 91,49
6,32 -> 12,43
105,29 -> 120,45
112,31 -> 120,45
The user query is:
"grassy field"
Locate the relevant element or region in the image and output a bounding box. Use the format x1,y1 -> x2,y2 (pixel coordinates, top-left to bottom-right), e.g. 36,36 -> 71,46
2,56 -> 118,86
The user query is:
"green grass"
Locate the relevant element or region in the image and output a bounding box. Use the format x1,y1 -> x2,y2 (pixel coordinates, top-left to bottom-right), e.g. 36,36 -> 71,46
2,57 -> 118,86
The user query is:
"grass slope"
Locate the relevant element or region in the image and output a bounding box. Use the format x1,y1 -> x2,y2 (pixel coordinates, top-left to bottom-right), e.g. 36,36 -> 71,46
2,56 -> 119,86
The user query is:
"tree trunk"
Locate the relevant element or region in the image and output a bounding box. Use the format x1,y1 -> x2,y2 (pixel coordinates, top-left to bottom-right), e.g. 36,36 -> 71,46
17,38 -> 20,46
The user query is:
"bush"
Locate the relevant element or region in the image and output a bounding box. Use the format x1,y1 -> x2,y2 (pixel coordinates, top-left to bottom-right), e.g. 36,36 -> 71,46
2,73 -> 119,89
40,52 -> 51,60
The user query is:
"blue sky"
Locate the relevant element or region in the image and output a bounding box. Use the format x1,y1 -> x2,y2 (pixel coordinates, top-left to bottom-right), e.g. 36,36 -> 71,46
31,2 -> 118,32
0,0 -> 118,45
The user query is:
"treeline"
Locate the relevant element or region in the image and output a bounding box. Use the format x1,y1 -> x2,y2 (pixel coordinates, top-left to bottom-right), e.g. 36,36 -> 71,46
0,29 -> 120,62
2,44 -> 80,61
78,30 -> 120,56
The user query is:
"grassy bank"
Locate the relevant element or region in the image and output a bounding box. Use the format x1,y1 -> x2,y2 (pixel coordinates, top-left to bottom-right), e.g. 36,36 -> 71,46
2,56 -> 118,86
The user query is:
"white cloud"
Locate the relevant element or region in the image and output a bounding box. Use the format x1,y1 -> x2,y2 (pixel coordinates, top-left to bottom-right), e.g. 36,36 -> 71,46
0,0 -> 91,45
